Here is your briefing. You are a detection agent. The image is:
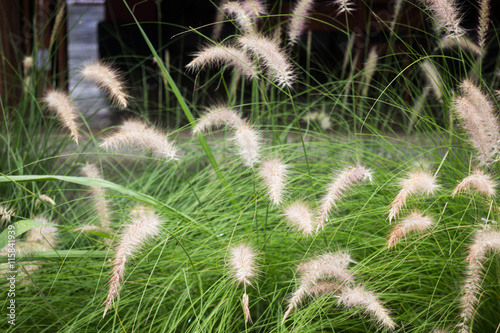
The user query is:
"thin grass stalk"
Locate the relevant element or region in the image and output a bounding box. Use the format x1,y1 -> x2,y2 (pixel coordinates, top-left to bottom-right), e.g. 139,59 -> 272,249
121,2 -> 239,207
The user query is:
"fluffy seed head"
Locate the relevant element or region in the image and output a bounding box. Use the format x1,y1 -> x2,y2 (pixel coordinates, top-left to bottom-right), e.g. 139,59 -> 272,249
193,104 -> 245,134
36,194 -> 56,206
81,61 -> 129,109
81,163 -> 112,228
361,47 -> 379,96
465,228 -> 500,263
422,0 -> 464,39
317,165 -> 372,230
238,34 -> 295,88
283,252 -> 354,322
25,216 -> 58,251
242,292 -> 252,323
338,285 -> 397,330
421,60 -> 443,99
242,0 -> 267,16
388,169 -> 439,223
43,90 -> 80,144
459,228 -> 500,331
100,119 -> 178,162
186,45 -> 258,79
259,158 -> 288,205
0,205 -> 15,224
333,0 -> 356,15
228,243 -> 257,286
103,207 -> 163,317
232,122 -> 261,168
288,0 -> 315,45
284,201 -> 316,236
223,2 -> 255,33
452,169 -> 496,197
477,0 -> 491,53
453,80 -> 500,166
387,211 -> 434,248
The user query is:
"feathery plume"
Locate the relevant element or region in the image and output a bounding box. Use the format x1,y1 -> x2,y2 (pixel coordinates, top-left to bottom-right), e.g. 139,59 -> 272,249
388,169 -> 439,223
229,243 -> 258,286
232,122 -> 261,168
453,80 -> 500,166
25,217 -> 58,250
421,60 -> 443,99
36,194 -> 56,206
288,0 -> 315,45
193,104 -> 245,134
238,34 -> 295,88
465,228 -> 500,263
228,244 -> 258,323
337,285 -> 397,330
421,0 -> 464,39
81,163 -> 112,228
259,158 -> 288,205
439,36 -> 481,55
212,0 -> 229,40
477,0 -> 491,54
103,207 -> 163,317
0,205 -> 14,224
452,169 -> 496,197
100,119 -> 178,162
308,281 -> 341,297
186,45 -> 258,79
283,252 -> 354,322
242,0 -> 267,17
333,0 -> 356,15
43,90 -> 80,144
361,47 -> 379,96
223,1 -> 255,34
459,228 -> 500,332
390,0 -> 404,31
284,201 -> 316,236
317,165 -> 372,230
387,211 -> 434,248
81,61 -> 129,109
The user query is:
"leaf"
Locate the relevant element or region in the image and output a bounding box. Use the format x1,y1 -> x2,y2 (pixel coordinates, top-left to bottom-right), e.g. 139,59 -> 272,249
0,174 -> 212,235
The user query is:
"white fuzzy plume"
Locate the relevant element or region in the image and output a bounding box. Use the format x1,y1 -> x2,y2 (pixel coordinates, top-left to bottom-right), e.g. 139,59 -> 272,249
288,0 -> 315,45
259,158 -> 288,205
43,90 -> 80,144
453,80 -> 500,166
337,285 -> 397,330
186,45 -> 258,79
238,34 -> 295,88
232,122 -> 261,168
100,119 -> 178,162
223,1 -> 256,34
458,228 -> 500,333
387,211 -> 434,248
229,243 -> 258,323
193,104 -> 245,134
284,201 -> 316,236
317,165 -> 372,230
422,0 -> 464,39
283,252 -> 354,322
81,163 -> 112,228
81,61 -> 129,109
388,169 -> 439,223
452,169 -> 496,197
103,207 -> 163,317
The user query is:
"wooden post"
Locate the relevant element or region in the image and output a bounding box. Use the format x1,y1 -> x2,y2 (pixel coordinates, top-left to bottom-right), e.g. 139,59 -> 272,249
0,0 -> 23,105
